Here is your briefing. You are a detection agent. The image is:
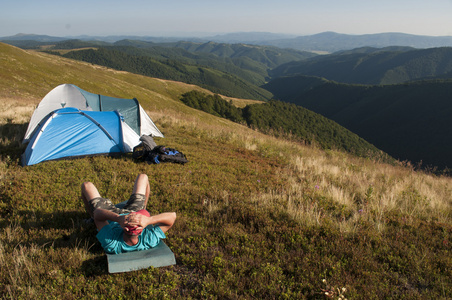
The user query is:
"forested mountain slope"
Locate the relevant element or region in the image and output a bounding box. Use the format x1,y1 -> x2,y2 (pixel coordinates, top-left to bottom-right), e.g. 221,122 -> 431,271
265,75 -> 452,170
179,91 -> 387,160
270,47 -> 452,85
59,47 -> 272,101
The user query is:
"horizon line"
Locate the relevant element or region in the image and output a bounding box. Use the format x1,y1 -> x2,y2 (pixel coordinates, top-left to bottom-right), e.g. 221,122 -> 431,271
3,31 -> 452,39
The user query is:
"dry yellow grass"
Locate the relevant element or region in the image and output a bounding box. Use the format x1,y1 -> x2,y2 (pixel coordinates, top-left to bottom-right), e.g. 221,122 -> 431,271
249,140 -> 452,234
0,99 -> 35,124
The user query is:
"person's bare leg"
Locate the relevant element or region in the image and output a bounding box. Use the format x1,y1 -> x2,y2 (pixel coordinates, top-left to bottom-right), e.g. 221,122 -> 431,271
132,174 -> 150,208
81,182 -> 102,218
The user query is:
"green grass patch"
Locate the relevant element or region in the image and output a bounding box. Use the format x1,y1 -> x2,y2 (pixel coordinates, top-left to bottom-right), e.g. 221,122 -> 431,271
1,121 -> 451,299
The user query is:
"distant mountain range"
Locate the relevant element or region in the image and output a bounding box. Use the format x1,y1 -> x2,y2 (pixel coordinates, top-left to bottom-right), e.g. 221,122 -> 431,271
256,32 -> 452,52
3,31 -> 452,52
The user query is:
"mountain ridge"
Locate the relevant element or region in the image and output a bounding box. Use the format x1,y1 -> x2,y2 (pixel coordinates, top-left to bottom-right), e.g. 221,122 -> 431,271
3,31 -> 452,52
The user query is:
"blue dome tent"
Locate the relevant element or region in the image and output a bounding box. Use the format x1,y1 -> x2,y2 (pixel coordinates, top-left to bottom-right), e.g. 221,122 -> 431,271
22,108 -> 135,166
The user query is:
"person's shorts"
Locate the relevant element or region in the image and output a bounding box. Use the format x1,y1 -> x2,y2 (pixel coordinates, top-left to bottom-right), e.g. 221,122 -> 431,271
88,193 -> 146,215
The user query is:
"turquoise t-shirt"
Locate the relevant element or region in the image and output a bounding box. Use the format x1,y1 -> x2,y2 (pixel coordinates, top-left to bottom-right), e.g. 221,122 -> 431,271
96,221 -> 166,254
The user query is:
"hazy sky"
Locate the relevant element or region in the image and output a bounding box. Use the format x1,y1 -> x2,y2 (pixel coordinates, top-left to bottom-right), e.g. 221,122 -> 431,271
2,0 -> 452,37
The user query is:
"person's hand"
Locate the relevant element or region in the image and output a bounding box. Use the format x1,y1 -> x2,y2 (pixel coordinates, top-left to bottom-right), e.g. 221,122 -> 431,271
126,212 -> 148,229
118,214 -> 143,234
118,215 -> 128,230
118,214 -> 143,233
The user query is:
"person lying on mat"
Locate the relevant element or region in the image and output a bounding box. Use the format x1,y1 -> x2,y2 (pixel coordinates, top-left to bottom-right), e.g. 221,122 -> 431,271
81,173 -> 176,254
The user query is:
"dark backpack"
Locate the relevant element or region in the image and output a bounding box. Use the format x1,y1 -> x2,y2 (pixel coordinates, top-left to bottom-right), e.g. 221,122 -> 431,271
147,145 -> 188,165
133,135 -> 188,165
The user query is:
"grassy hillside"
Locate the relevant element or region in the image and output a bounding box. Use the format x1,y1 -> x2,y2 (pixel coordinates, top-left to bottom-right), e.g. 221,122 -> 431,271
270,47 -> 452,85
54,47 -> 272,101
1,43 -> 451,299
265,75 -> 452,172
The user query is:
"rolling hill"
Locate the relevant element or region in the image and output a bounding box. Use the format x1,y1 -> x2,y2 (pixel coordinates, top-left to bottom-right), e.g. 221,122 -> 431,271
1,42 -> 451,299
52,39 -> 315,100
57,46 -> 273,101
2,38 -> 316,101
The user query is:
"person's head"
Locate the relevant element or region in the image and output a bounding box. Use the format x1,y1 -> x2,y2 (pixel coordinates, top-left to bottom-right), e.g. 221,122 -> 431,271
124,209 -> 150,236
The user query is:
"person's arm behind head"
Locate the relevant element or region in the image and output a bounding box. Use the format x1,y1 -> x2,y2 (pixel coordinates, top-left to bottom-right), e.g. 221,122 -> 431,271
93,208 -> 126,231
127,212 -> 176,233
